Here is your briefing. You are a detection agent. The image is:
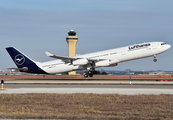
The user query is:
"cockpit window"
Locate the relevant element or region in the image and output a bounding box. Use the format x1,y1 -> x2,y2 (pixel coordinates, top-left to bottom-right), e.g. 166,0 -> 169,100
161,43 -> 166,45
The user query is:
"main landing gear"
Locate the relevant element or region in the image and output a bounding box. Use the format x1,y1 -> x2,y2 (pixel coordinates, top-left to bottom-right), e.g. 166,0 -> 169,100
153,55 -> 157,62
84,69 -> 95,78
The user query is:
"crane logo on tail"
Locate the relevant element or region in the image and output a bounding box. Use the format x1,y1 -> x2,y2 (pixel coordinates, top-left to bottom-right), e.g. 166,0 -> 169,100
14,54 -> 25,65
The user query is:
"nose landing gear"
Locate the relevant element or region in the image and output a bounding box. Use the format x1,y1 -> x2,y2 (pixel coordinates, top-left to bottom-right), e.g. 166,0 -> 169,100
153,55 -> 157,62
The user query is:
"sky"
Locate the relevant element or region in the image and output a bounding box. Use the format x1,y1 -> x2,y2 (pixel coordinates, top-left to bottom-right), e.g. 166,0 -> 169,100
0,0 -> 173,71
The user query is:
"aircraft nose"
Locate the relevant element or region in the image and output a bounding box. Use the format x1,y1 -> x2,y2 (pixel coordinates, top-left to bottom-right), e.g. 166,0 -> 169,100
167,44 -> 171,49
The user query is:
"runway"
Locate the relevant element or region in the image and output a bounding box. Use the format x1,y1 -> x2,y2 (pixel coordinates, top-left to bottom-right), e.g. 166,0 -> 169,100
2,84 -> 173,89
4,80 -> 173,84
1,87 -> 173,95
0,80 -> 173,95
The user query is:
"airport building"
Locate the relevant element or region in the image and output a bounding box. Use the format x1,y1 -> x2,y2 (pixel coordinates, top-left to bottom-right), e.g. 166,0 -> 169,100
134,71 -> 149,75
66,30 -> 78,75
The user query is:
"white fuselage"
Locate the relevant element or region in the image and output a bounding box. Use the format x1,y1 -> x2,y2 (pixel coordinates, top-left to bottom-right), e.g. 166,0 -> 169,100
36,42 -> 171,74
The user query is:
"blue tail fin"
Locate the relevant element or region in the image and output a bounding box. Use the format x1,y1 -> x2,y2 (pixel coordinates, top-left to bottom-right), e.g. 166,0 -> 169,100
6,47 -> 47,74
6,47 -> 36,68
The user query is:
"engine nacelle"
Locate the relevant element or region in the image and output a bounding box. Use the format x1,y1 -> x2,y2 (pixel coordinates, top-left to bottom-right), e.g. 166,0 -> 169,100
109,58 -> 120,65
95,60 -> 110,67
73,59 -> 88,65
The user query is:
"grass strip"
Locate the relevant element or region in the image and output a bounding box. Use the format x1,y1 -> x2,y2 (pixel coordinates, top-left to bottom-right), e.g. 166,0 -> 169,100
0,93 -> 173,119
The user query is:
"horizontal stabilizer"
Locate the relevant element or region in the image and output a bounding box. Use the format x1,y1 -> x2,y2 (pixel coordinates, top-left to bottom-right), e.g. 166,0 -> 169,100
7,67 -> 28,72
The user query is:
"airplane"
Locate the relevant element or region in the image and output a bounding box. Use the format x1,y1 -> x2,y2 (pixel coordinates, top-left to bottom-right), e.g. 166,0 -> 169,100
6,42 -> 171,78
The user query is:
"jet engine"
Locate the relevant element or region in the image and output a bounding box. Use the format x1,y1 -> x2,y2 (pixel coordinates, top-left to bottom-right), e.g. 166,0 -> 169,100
95,60 -> 110,67
73,59 -> 88,65
95,59 -> 120,67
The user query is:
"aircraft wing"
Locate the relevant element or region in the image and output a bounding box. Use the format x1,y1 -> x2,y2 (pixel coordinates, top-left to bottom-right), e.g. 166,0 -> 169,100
45,52 -> 115,67
87,58 -> 107,62
45,52 -> 79,61
46,52 -> 108,62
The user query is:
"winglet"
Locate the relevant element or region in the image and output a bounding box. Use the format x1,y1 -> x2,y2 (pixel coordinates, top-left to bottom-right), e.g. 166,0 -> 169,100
45,52 -> 53,57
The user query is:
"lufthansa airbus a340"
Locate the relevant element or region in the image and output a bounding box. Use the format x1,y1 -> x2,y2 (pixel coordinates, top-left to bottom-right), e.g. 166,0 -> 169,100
6,42 -> 171,78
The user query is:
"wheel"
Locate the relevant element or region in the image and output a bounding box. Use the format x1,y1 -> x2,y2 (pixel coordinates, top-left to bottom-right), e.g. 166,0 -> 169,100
88,71 -> 92,74
84,73 -> 88,78
153,59 -> 157,62
88,70 -> 93,77
89,73 -> 93,77
93,70 -> 97,74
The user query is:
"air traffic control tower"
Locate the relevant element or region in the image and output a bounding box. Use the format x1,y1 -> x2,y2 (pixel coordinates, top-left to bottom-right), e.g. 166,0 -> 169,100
66,30 -> 78,75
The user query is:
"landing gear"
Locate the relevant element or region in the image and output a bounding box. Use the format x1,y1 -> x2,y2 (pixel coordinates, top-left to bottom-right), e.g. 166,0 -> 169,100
84,68 -> 95,78
84,73 -> 88,78
88,71 -> 93,77
153,59 -> 157,62
153,55 -> 157,62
